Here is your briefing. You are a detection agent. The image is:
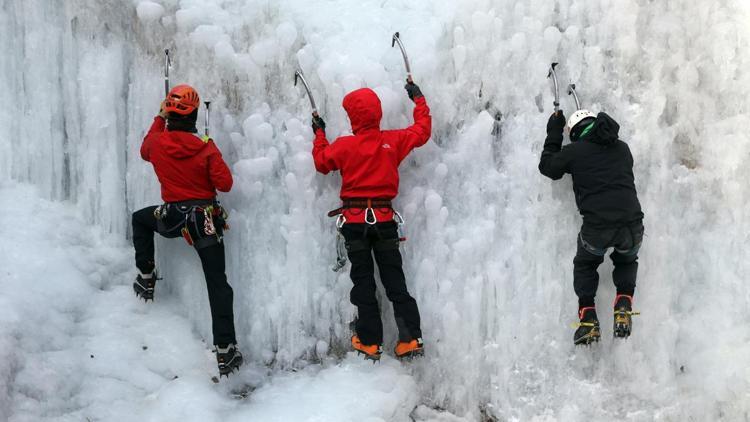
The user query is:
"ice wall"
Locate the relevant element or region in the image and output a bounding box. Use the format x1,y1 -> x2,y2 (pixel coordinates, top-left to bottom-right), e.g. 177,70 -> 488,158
2,0 -> 750,419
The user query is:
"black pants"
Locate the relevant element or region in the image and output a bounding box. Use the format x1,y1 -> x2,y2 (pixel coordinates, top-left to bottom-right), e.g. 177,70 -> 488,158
573,220 -> 644,308
341,222 -> 421,345
132,205 -> 236,345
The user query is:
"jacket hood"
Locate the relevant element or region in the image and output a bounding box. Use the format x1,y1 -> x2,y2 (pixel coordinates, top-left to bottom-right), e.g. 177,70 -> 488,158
342,88 -> 382,134
163,132 -> 208,159
587,112 -> 620,145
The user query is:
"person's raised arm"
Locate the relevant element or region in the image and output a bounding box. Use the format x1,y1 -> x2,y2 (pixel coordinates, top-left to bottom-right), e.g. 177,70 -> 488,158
141,101 -> 168,161
395,81 -> 432,161
539,111 -> 573,180
311,115 -> 340,174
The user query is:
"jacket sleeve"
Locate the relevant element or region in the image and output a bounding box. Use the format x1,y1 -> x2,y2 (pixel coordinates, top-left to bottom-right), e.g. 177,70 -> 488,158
538,133 -> 575,180
140,116 -> 166,162
395,96 -> 432,161
207,143 -> 233,192
312,128 -> 340,174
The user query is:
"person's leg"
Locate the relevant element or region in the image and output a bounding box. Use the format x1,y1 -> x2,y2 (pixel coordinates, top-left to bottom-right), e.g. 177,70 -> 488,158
342,224 -> 382,345
196,242 -> 237,346
611,221 -> 644,297
132,206 -> 159,274
573,228 -> 607,308
371,223 -> 421,342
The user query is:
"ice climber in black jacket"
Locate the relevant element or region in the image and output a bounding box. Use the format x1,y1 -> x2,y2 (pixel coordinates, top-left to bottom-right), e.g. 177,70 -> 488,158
539,109 -> 645,345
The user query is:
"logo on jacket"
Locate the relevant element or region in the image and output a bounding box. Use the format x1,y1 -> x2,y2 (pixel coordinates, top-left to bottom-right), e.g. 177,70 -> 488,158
382,144 -> 391,149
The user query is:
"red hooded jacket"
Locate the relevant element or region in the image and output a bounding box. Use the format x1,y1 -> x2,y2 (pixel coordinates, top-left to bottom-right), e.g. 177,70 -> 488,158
312,88 -> 431,223
141,116 -> 233,202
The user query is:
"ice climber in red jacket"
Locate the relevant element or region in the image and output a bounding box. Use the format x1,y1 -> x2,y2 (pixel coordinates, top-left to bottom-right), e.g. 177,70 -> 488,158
312,81 -> 431,360
132,84 -> 242,376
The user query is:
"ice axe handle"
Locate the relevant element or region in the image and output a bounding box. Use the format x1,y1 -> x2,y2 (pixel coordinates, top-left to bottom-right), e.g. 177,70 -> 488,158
392,32 -> 412,82
294,70 -> 318,115
204,101 -> 211,137
547,62 -> 560,113
164,49 -> 171,97
567,84 -> 581,110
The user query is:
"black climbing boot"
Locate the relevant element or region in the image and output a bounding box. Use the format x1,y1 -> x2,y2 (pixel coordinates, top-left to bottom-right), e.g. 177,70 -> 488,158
216,344 -> 243,376
613,294 -> 636,339
574,306 -> 600,346
133,271 -> 157,302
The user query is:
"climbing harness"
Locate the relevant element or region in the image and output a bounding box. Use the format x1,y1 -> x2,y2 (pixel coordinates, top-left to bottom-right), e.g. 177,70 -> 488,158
327,198 -> 406,272
154,199 -> 228,249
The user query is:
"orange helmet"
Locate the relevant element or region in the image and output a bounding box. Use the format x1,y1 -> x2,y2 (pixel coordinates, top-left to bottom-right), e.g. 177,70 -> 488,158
164,84 -> 200,115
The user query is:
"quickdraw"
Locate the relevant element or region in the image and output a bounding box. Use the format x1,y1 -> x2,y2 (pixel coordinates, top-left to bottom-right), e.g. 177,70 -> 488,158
332,214 -> 347,272
393,210 -> 406,242
203,206 -> 216,235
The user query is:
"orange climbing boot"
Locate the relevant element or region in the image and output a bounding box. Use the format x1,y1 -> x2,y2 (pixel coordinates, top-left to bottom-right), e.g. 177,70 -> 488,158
351,335 -> 382,361
395,338 -> 424,359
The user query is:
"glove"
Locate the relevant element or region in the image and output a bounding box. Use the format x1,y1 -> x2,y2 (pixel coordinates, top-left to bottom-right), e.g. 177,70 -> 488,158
546,111 -> 566,136
312,114 -> 326,133
158,100 -> 168,119
404,80 -> 423,101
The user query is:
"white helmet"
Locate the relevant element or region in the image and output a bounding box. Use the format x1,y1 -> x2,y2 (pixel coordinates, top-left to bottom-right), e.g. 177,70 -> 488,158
566,109 -> 596,133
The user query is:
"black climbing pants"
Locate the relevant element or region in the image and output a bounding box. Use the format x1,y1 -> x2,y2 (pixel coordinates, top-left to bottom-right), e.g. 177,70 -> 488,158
573,220 -> 644,308
341,222 -> 422,345
132,205 -> 236,345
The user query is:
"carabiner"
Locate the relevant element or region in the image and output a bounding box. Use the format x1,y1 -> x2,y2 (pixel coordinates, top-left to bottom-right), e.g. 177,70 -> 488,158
336,214 -> 347,229
364,208 -> 377,225
393,210 -> 405,225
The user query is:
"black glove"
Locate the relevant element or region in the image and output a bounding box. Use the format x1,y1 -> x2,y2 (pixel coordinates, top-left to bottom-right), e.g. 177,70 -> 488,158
312,115 -> 326,133
546,111 -> 566,136
404,80 -> 423,101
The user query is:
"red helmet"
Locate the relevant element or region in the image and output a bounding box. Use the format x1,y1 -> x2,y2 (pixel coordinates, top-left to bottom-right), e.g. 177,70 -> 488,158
164,84 -> 200,115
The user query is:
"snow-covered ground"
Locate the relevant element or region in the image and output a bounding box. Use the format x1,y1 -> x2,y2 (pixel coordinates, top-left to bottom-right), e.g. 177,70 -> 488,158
0,182 -> 429,422
2,0 -> 750,420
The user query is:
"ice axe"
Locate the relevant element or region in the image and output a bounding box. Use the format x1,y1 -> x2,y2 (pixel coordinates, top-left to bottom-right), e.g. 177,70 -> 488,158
391,32 -> 413,83
294,69 -> 319,117
568,83 -> 581,110
547,62 -> 560,114
204,101 -> 211,138
164,49 -> 172,97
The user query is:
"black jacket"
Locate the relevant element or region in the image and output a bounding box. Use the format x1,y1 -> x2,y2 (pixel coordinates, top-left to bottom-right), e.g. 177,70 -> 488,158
539,112 -> 644,227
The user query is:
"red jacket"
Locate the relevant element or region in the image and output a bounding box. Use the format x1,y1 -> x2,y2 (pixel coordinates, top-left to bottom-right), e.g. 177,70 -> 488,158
312,88 -> 431,223
141,117 -> 233,202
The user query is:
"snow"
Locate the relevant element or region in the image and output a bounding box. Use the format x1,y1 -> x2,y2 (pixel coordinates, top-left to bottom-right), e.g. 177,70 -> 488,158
2,0 -> 750,420
0,182 -> 425,422
135,1 -> 165,23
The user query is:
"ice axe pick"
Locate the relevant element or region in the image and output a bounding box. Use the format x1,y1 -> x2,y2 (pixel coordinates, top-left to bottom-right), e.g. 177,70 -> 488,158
568,83 -> 581,110
294,70 -> 318,117
391,32 -> 413,83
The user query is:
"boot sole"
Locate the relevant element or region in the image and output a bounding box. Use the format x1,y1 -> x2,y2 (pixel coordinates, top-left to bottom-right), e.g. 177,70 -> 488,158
355,350 -> 382,361
613,324 -> 631,338
133,288 -> 154,302
574,328 -> 601,346
219,356 -> 243,377
613,312 -> 632,338
396,348 -> 424,360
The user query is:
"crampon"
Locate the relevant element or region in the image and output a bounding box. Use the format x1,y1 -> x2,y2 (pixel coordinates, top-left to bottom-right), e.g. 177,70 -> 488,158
395,338 -> 424,359
216,344 -> 243,377
573,307 -> 601,346
351,335 -> 382,361
613,295 -> 640,339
